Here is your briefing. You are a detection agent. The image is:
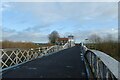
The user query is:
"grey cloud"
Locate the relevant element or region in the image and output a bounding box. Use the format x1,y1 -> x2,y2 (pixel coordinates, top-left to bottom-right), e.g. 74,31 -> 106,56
24,23 -> 52,33
6,2 -> 117,26
2,28 -> 17,38
2,27 -> 118,43
63,28 -> 118,43
2,28 -> 49,43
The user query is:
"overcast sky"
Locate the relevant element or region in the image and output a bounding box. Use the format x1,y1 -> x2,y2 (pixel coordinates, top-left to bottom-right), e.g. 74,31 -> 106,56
1,2 -> 118,43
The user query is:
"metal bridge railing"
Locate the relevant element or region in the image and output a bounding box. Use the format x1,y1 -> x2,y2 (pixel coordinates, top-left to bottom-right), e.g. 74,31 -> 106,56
0,46 -> 57,72
0,42 -> 72,73
62,42 -> 70,49
0,48 -> 39,72
83,47 -> 119,79
63,41 -> 75,49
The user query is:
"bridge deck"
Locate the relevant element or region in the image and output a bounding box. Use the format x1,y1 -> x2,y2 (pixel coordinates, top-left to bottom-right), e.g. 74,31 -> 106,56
3,46 -> 87,78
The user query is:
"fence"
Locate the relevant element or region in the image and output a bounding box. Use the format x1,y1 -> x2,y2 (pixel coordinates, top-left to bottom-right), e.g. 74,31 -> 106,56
0,41 -> 74,79
83,47 -> 119,79
62,41 -> 75,49
0,42 -> 71,72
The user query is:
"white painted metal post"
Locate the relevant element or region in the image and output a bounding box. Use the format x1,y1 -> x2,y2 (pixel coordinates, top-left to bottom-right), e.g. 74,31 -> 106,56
15,50 -> 19,65
27,50 -> 29,61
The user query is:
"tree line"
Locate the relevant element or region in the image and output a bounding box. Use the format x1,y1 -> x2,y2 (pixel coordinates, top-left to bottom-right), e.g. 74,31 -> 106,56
0,30 -> 60,49
85,34 -> 119,61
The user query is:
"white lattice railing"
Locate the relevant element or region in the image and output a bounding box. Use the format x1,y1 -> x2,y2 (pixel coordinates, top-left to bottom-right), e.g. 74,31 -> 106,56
0,43 -> 72,72
62,42 -> 69,49
82,45 -> 119,79
0,48 -> 39,71
64,41 -> 75,49
0,41 -> 75,74
0,46 -> 50,71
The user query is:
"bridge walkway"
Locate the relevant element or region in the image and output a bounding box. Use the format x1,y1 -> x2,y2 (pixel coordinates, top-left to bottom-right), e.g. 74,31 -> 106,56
3,46 -> 87,78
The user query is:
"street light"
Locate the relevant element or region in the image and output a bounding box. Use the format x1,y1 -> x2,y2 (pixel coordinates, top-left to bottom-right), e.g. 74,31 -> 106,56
84,39 -> 89,48
85,39 -> 88,43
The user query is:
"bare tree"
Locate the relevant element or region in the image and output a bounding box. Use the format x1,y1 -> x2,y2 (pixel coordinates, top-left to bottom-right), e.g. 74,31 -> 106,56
88,34 -> 102,43
105,34 -> 114,42
48,31 -> 60,44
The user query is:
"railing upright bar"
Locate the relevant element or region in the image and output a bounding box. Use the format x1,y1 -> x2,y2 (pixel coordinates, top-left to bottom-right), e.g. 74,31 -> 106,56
15,50 -> 18,65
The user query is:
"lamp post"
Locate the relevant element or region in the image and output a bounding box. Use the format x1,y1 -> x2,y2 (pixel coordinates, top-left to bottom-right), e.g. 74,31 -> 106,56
85,39 -> 88,43
85,39 -> 89,48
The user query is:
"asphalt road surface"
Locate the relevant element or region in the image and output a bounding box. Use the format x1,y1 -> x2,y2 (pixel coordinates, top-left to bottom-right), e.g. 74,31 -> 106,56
2,46 -> 87,78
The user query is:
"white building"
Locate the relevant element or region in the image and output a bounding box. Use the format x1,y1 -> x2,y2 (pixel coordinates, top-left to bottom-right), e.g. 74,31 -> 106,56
68,35 -> 75,47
